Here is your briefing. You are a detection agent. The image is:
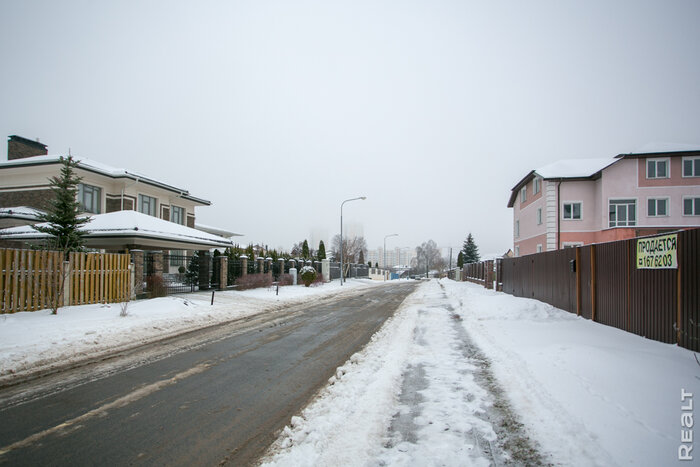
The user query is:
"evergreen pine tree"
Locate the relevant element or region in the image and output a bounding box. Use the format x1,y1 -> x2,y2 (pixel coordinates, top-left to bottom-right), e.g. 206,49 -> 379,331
317,240 -> 326,261
245,243 -> 255,259
185,252 -> 199,285
457,251 -> 464,268
462,233 -> 480,264
302,239 -> 310,259
358,249 -> 365,265
34,156 -> 90,254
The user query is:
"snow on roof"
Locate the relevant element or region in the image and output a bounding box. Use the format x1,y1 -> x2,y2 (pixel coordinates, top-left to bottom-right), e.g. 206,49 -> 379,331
194,223 -> 244,238
626,142 -> 700,155
0,210 -> 233,247
0,206 -> 45,220
535,158 -> 617,179
0,155 -> 210,205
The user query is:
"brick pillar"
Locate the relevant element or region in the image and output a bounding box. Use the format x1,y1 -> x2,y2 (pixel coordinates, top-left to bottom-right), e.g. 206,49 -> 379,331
485,260 -> 494,289
218,256 -> 228,290
131,250 -> 144,296
257,257 -> 264,274
266,258 -> 273,280
278,259 -> 285,278
198,250 -> 211,290
153,251 -> 164,278
241,255 -> 248,276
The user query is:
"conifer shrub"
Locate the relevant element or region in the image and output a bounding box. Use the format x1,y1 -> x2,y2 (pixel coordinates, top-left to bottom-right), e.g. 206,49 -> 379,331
300,266 -> 317,287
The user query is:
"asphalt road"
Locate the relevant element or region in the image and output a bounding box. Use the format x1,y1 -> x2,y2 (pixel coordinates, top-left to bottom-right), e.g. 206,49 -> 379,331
0,282 -> 417,466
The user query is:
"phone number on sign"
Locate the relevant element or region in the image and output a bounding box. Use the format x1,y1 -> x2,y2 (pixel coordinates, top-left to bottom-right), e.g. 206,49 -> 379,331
637,253 -> 675,268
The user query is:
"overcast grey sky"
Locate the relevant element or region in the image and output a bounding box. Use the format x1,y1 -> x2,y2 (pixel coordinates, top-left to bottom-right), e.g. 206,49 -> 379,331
2,0 -> 699,255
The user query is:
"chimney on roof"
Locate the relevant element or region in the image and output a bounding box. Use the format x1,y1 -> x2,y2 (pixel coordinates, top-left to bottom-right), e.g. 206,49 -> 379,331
7,135 -> 48,160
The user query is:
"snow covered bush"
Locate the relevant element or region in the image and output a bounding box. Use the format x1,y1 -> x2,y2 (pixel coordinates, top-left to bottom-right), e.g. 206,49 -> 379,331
300,266 -> 317,287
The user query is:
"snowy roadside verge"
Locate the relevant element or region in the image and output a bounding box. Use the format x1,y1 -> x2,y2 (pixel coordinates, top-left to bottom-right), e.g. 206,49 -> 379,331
261,279 -> 521,466
0,279 -> 389,386
443,280 -> 700,466
261,279 -> 700,466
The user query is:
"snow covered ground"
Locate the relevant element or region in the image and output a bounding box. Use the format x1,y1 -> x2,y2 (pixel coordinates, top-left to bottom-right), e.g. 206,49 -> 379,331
2,278 -> 697,465
0,279 -> 387,384
262,279 -> 700,466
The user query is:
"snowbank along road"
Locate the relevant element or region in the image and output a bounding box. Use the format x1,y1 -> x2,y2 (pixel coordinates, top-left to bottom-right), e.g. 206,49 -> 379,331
0,282 -> 417,466
261,279 -> 544,466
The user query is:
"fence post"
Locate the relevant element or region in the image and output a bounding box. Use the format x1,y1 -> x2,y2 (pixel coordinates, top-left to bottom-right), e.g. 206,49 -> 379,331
485,260 -> 494,289
677,248 -> 682,345
278,259 -> 285,278
62,260 -> 71,307
130,250 -> 144,297
198,250 -> 210,290
322,259 -> 330,282
575,247 -> 581,316
240,255 -> 248,277
219,256 -> 228,290
257,257 -> 264,275
266,258 -> 273,281
590,244 -> 597,322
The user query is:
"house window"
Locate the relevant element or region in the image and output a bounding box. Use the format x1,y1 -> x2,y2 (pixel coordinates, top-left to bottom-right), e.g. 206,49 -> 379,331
515,246 -> 520,257
169,250 -> 186,267
171,206 -> 185,225
646,158 -> 669,179
683,157 -> 700,177
536,244 -> 543,253
520,186 -> 527,203
515,220 -> 520,238
139,194 -> 157,217
684,197 -> 700,216
537,208 -> 542,225
563,202 -> 582,220
647,198 -> 668,217
533,177 -> 541,195
78,183 -> 101,214
609,199 -> 636,227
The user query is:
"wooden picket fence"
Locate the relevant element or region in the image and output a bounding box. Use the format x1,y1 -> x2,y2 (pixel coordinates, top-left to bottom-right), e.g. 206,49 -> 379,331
0,248 -> 131,313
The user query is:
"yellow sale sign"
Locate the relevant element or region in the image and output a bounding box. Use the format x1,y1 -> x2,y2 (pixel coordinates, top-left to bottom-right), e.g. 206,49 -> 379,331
636,234 -> 678,269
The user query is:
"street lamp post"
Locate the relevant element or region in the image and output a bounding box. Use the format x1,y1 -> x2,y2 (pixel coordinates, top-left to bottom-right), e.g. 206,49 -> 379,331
340,196 -> 366,285
383,233 -> 398,281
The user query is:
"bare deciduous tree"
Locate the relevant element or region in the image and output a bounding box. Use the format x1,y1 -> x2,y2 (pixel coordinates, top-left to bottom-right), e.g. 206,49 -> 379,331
412,240 -> 445,278
331,234 -> 367,277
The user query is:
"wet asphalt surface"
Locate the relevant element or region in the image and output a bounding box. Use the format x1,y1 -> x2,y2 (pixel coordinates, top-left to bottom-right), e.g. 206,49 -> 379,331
0,282 -> 417,466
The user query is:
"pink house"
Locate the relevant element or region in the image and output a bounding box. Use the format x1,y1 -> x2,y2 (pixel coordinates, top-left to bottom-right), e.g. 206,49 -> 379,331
508,144 -> 700,256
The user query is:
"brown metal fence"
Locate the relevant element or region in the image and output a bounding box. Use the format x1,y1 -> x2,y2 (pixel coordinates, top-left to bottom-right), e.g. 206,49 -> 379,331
497,229 -> 699,351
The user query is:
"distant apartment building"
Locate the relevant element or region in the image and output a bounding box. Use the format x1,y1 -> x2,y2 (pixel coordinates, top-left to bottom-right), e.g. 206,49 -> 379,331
508,144 -> 700,256
366,247 -> 415,268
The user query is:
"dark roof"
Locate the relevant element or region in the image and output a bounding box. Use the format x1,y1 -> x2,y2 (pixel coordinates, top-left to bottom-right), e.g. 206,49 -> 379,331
8,135 -> 47,150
